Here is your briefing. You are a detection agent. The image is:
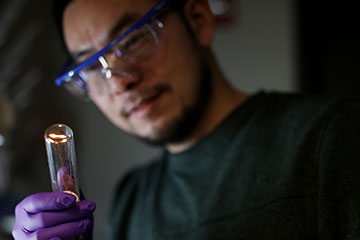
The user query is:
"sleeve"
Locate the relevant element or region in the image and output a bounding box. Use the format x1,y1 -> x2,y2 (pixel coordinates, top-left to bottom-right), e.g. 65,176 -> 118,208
317,99 -> 360,239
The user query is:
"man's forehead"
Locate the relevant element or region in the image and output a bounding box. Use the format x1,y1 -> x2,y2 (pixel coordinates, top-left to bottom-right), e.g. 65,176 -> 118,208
64,0 -> 155,32
66,0 -> 153,13
63,0 -> 154,57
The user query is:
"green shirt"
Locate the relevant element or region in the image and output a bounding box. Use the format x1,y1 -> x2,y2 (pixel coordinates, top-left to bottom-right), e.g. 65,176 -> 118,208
106,91 -> 360,239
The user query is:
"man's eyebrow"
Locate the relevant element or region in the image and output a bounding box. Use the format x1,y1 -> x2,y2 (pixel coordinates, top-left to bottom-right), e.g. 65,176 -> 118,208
108,13 -> 139,40
69,13 -> 139,63
70,50 -> 93,63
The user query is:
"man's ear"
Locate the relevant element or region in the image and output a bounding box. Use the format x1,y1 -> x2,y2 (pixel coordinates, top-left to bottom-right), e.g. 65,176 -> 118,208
182,0 -> 215,47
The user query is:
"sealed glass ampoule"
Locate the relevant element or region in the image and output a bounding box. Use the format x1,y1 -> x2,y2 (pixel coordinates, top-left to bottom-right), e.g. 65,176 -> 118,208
44,123 -> 80,202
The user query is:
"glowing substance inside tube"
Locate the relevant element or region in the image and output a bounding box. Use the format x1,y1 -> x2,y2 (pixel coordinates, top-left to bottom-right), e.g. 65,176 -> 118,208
47,133 -> 69,143
44,124 -> 80,202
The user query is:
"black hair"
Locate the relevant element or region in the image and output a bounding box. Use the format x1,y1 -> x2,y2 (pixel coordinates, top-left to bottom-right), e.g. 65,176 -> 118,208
52,0 -> 73,55
53,0 -> 73,28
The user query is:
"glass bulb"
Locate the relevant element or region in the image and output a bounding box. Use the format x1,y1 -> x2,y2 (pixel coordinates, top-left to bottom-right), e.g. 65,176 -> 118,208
44,124 -> 80,201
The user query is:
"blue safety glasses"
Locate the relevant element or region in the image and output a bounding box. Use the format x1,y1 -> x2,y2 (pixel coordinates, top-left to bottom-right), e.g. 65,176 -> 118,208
54,0 -> 174,100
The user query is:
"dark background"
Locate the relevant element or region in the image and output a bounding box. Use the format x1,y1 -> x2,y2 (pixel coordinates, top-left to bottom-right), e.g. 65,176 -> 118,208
297,0 -> 360,96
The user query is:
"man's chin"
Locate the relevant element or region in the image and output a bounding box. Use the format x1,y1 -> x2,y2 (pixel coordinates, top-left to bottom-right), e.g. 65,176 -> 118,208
133,116 -> 196,147
135,135 -> 168,147
133,125 -> 173,147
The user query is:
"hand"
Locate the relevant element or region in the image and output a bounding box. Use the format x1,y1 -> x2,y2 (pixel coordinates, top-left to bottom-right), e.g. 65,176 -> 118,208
12,192 -> 96,239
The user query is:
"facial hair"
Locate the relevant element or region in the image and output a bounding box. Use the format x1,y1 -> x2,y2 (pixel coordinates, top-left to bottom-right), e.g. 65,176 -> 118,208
135,59 -> 212,146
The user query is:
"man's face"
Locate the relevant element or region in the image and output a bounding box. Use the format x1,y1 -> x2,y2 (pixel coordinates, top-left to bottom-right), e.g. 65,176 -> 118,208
63,0 -> 212,145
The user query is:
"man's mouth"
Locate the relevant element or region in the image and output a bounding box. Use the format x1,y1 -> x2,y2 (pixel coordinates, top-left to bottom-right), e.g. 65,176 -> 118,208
130,93 -> 161,116
121,84 -> 170,118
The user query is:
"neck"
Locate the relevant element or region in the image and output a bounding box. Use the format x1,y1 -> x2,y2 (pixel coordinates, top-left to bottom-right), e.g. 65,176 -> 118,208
166,59 -> 248,154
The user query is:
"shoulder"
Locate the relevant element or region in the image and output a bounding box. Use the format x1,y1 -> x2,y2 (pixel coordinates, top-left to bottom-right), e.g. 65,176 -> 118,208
250,91 -> 360,133
239,92 -> 360,175
311,98 -> 360,235
316,98 -> 360,194
256,91 -> 343,118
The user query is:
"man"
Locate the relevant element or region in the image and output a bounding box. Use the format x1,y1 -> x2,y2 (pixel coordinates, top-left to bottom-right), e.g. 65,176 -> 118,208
12,0 -> 360,239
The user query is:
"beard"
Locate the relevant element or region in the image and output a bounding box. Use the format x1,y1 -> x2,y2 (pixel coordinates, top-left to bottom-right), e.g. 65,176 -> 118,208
135,59 -> 212,147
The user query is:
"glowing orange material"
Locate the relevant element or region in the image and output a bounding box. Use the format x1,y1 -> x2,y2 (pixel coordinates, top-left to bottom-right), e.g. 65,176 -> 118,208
47,133 -> 69,143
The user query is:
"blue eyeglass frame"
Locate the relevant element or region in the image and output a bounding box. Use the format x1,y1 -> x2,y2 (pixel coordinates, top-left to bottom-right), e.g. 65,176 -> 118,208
55,0 -> 173,87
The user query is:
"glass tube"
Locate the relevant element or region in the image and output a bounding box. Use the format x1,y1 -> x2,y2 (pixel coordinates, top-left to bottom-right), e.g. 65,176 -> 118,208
44,124 -> 80,202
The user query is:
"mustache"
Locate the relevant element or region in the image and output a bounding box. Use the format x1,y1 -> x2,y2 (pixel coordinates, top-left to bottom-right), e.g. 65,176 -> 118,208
120,84 -> 171,116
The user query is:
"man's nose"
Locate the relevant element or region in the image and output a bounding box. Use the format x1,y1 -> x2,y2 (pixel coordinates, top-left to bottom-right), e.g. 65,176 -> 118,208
105,68 -> 142,95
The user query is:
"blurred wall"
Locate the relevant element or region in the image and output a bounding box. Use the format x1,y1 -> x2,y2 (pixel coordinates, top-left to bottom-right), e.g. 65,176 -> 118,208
213,0 -> 296,93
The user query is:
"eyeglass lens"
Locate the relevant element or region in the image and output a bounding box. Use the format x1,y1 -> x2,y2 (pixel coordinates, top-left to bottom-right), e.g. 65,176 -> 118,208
68,19 -> 164,99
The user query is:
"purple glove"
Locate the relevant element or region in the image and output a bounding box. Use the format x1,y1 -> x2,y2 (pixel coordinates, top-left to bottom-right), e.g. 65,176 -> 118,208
12,192 -> 96,239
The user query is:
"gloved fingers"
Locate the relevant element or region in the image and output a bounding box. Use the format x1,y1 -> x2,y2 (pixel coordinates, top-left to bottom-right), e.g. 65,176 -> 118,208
16,192 -> 77,214
13,218 -> 92,240
34,218 -> 92,240
22,200 -> 96,232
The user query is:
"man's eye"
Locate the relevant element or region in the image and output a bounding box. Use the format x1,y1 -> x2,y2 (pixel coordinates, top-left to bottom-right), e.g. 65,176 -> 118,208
85,62 -> 102,72
123,33 -> 145,50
